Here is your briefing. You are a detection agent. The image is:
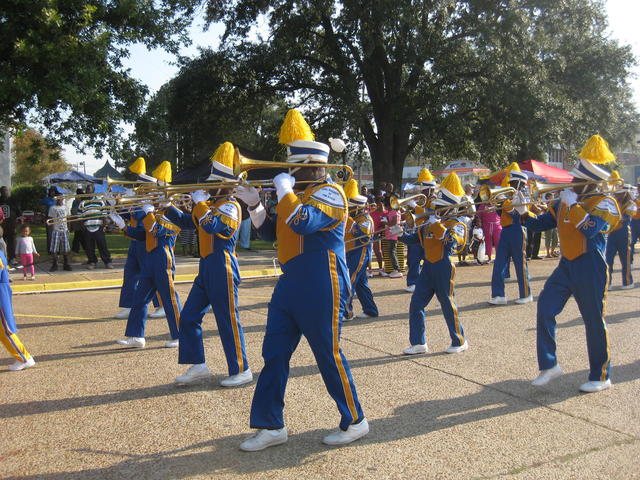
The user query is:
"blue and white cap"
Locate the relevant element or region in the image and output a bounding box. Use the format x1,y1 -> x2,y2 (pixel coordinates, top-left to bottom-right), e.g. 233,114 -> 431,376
509,170 -> 528,182
433,188 -> 462,206
207,161 -> 236,181
570,158 -> 610,181
287,140 -> 330,164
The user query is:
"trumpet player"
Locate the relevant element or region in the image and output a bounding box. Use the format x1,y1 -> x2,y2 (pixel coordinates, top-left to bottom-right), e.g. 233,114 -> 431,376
524,135 -> 620,393
399,172 -> 469,355
164,142 -> 251,387
110,162 -> 182,349
488,163 -> 532,305
605,178 -> 636,289
404,168 -> 437,293
234,110 -> 367,451
344,179 -> 379,321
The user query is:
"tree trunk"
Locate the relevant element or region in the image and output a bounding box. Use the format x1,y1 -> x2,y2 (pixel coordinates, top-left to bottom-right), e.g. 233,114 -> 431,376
362,120 -> 410,193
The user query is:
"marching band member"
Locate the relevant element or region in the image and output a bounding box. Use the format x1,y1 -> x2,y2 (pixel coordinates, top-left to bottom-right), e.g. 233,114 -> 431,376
0,249 -> 35,371
234,109 -> 367,451
115,157 -> 162,320
404,168 -> 437,293
111,162 -> 182,349
165,142 -> 251,387
631,182 -> 640,264
524,135 -> 620,393
399,172 -> 469,355
488,163 -> 532,305
344,179 -> 379,321
605,176 -> 636,289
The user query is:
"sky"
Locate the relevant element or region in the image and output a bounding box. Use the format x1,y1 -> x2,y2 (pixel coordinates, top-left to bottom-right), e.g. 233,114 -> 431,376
66,0 -> 640,175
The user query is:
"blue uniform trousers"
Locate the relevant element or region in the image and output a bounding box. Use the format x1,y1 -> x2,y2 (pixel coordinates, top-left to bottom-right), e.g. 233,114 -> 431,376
406,244 -> 424,287
491,225 -> 529,298
178,251 -> 249,375
536,254 -> 611,381
346,248 -> 378,318
630,219 -> 639,264
250,251 -> 364,431
606,226 -> 633,287
125,247 -> 181,340
119,241 -> 160,309
409,260 -> 465,347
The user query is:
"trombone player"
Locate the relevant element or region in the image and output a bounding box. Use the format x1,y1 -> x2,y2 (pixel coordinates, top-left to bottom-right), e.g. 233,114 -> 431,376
524,135 -> 620,393
488,163 -> 532,305
234,109 -> 368,451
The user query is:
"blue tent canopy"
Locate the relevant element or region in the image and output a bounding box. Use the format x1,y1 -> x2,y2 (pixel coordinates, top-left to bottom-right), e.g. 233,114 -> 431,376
94,181 -> 126,193
42,170 -> 100,184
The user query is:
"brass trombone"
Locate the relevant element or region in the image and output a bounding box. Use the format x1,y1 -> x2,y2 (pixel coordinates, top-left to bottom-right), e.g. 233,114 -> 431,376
389,194 -> 428,211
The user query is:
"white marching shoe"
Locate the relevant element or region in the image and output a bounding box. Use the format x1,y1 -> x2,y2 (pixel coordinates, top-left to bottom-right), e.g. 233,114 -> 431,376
403,344 -> 428,355
323,418 -> 369,446
114,308 -> 131,319
579,379 -> 612,393
445,341 -> 469,354
149,307 -> 166,318
488,296 -> 507,305
116,337 -> 145,348
515,295 -> 533,304
8,357 -> 35,371
620,283 -> 635,290
164,339 -> 179,348
240,428 -> 288,451
176,364 -> 211,384
404,285 -> 416,293
531,364 -> 562,386
220,369 -> 253,387
356,312 -> 373,319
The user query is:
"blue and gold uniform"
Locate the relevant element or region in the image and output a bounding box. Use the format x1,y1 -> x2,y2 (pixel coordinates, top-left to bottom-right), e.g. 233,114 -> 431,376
345,211 -> 378,318
605,198 -> 636,287
123,209 -> 182,340
401,217 -> 468,348
490,197 -> 531,300
166,197 -> 249,375
0,251 -> 33,366
249,178 -> 364,431
525,194 -> 620,382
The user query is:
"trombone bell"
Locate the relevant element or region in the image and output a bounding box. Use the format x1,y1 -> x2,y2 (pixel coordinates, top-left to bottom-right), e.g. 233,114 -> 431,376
389,194 -> 428,211
478,186 -> 516,202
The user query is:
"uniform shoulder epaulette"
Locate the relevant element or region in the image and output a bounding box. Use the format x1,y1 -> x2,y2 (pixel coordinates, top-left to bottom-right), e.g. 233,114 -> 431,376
214,199 -> 241,230
155,215 -> 181,234
305,183 -> 347,221
584,195 -> 620,230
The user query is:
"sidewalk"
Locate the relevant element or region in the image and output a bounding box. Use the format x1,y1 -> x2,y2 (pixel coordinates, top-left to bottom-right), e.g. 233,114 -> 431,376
10,249 -> 281,294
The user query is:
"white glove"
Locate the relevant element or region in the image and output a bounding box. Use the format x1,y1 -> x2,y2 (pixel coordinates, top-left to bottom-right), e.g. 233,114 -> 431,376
273,173 -> 296,202
158,201 -> 171,209
559,189 -> 578,207
125,188 -> 135,197
109,214 -> 126,230
141,203 -> 154,215
407,199 -> 418,209
427,215 -> 440,225
514,191 -> 528,215
233,185 -> 260,207
104,193 -> 116,206
328,138 -> 346,152
190,190 -> 210,204
388,225 -> 404,236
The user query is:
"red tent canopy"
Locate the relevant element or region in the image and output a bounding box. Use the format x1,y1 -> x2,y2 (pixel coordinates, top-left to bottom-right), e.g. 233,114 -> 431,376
487,159 -> 573,185
519,159 -> 573,183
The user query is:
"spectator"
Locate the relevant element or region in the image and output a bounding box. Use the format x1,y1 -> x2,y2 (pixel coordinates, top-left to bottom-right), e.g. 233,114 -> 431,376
70,188 -> 85,255
236,201 -> 252,250
78,184 -> 113,269
39,186 -> 59,254
545,228 -> 559,258
469,217 -> 486,264
0,186 -> 21,265
368,194 -> 386,274
48,198 -> 72,271
380,196 -> 403,278
16,225 -> 39,280
0,226 -> 6,257
476,202 -> 501,263
178,205 -> 196,256
265,190 -> 278,216
526,228 -> 542,260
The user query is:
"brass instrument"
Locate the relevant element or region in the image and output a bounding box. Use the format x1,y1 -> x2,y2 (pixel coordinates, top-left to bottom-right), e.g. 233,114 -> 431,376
528,178 -> 623,201
389,194 -> 428,211
402,202 -> 476,229
478,186 -> 516,203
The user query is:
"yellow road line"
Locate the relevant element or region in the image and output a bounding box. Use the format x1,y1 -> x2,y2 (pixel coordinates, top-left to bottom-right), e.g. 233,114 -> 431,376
12,268 -> 281,294
15,314 -> 100,320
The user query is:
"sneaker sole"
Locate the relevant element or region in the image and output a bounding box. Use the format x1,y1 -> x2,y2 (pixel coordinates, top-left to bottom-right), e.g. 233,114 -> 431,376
240,438 -> 287,452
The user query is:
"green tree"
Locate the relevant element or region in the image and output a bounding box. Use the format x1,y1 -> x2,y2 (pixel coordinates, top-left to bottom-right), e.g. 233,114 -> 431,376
121,48 -> 288,171
203,0 -> 639,186
0,0 -> 197,155
12,128 -> 71,184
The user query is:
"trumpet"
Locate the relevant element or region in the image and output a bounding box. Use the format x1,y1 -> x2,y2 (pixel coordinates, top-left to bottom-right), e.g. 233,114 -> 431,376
53,176 -> 159,201
389,194 -> 428,211
528,178 -> 623,201
402,202 -> 477,229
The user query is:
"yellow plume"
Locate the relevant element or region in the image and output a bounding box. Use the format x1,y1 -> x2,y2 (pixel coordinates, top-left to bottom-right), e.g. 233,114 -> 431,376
129,157 -> 146,175
210,142 -> 235,169
152,161 -> 172,184
440,172 -> 464,197
501,162 -> 521,186
278,109 -> 315,144
610,170 -> 621,180
417,167 -> 434,183
579,134 -> 616,165
344,179 -> 360,200
506,162 -> 521,173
